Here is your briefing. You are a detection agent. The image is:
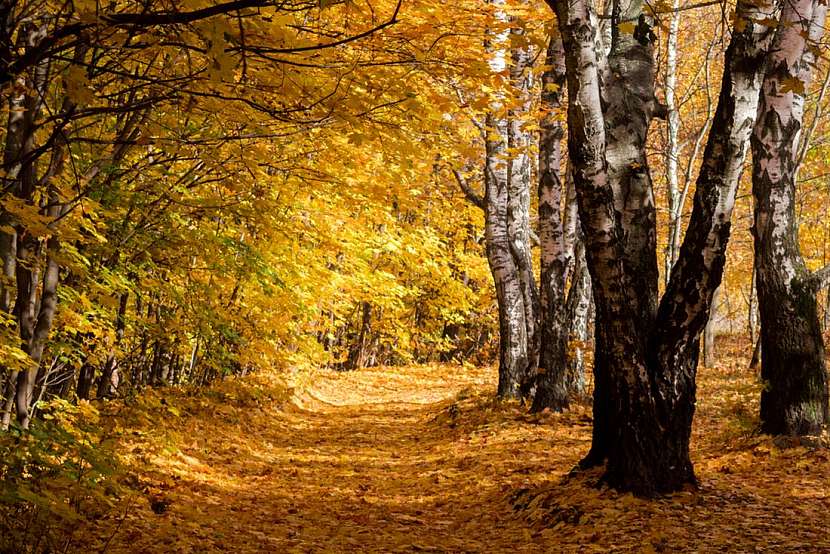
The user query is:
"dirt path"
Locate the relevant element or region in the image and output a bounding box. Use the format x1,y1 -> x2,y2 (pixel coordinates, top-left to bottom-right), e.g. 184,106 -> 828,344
93,362 -> 830,553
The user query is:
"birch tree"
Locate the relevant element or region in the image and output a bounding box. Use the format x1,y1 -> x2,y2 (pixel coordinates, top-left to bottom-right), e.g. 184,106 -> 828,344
750,0 -> 830,435
533,35 -> 592,411
547,0 -> 780,493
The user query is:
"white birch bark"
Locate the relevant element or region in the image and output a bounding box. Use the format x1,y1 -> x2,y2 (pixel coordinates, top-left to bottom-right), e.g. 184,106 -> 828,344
483,0 -> 531,398
751,0 -> 829,434
663,0 -> 681,283
506,7 -> 540,382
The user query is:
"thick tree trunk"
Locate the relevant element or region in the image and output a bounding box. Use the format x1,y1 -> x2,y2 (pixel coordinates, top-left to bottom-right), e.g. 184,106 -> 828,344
645,0 -> 780,492
587,0 -> 663,470
550,0 -> 780,493
751,0 -> 829,435
602,0 -> 661,331
551,0 -> 651,479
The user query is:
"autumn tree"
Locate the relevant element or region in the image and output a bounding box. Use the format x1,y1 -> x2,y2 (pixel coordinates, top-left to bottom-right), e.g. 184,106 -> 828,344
453,0 -> 542,400
547,0 -> 781,493
532,34 -> 592,411
750,0 -> 830,435
0,0 -> 493,429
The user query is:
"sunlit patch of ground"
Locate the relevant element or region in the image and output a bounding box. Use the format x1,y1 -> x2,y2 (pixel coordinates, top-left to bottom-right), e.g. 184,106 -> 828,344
80,340 -> 829,552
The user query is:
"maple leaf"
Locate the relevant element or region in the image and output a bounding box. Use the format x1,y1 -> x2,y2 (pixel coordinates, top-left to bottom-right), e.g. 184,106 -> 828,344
779,76 -> 806,95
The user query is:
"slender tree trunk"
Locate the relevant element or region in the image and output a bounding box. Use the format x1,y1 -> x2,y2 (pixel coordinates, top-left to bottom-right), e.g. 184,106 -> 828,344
0,377 -> 15,430
533,35 -> 571,412
751,0 -> 829,435
565,235 -> 591,394
346,301 -> 372,370
750,336 -> 762,371
15,198 -> 61,428
76,362 -> 95,401
507,9 -> 541,386
663,0 -> 681,283
150,340 -> 163,385
748,261 -> 758,343
485,111 -> 530,399
703,287 -> 720,367
97,292 -> 129,398
483,0 -> 531,399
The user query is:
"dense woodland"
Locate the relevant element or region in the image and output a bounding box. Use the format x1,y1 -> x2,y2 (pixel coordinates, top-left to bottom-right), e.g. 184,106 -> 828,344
1,0 -> 830,551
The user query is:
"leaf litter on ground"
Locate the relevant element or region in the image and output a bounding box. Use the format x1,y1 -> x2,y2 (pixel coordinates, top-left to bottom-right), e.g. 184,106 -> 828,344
28,337 -> 830,552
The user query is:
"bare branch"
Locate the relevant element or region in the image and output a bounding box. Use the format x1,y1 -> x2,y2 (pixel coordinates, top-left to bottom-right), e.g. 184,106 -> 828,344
451,169 -> 485,211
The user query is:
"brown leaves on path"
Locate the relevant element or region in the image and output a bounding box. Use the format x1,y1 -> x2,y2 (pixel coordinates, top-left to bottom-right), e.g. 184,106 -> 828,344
83,353 -> 829,553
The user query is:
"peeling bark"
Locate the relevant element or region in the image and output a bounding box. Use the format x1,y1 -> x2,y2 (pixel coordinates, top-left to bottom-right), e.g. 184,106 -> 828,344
481,0 -> 537,400
485,110 -> 529,399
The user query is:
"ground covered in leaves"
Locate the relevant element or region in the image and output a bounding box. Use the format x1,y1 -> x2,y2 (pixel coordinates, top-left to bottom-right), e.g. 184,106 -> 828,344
19,344 -> 830,552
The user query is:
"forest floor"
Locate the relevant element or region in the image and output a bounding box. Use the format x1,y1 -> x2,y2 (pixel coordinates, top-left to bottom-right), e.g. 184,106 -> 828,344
64,339 -> 830,553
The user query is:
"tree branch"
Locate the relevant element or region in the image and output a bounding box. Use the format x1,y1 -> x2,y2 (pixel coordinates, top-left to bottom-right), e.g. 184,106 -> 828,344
451,169 -> 485,210
811,264 -> 830,290
103,1 -> 274,26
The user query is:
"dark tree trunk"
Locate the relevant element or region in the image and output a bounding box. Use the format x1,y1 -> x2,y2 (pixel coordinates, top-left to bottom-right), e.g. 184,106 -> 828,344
76,362 -> 96,401
345,301 -> 372,370
97,292 -> 129,398
579,320 -> 611,468
150,340 -> 164,385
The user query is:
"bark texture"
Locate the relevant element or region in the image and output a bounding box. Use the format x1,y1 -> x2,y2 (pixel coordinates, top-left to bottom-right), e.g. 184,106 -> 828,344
508,15 -> 541,385
533,35 -> 571,412
751,0 -> 830,435
549,0 -> 780,493
485,110 -> 530,399
478,0 -> 538,400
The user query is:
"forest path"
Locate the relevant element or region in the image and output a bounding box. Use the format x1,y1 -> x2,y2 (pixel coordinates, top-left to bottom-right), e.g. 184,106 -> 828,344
95,359 -> 830,553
